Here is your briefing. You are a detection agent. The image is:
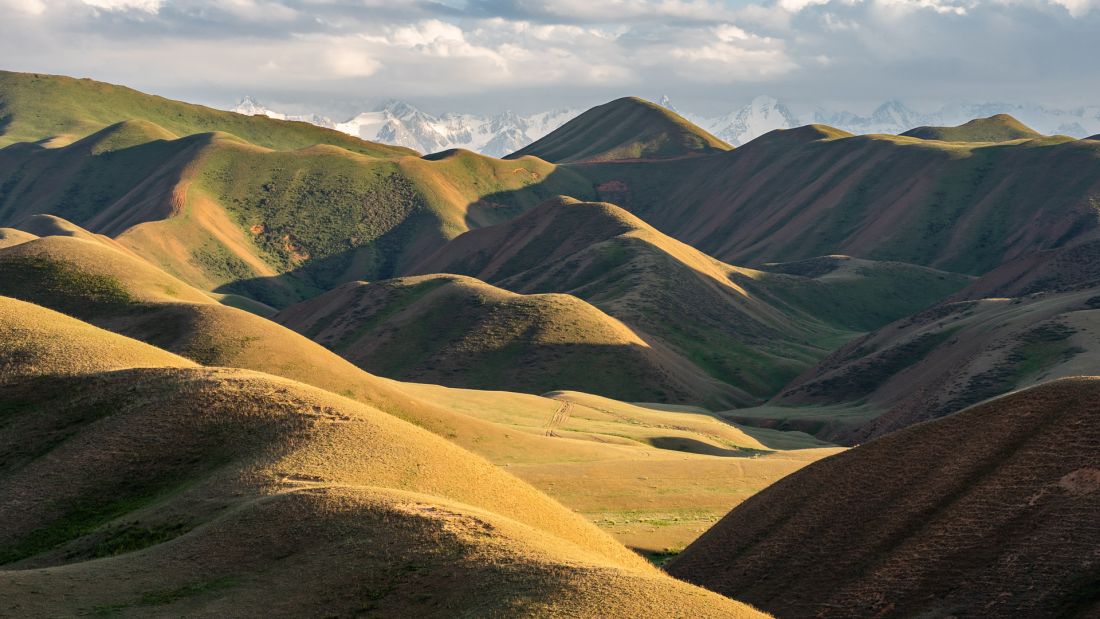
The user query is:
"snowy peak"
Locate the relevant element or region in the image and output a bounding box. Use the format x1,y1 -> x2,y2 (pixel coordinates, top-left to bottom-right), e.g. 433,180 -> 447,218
229,95 -> 1100,156
694,95 -> 801,146
325,100 -> 580,156
232,96 -> 335,129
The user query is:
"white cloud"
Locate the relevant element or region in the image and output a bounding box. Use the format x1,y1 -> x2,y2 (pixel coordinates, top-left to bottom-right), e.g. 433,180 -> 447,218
81,0 -> 162,12
0,0 -> 1096,113
1047,0 -> 1096,16
0,0 -> 47,14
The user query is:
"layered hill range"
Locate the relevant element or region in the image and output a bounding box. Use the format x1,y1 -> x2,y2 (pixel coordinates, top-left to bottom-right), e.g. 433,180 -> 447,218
0,222 -> 838,563
4,70 -> 1100,617
4,71 -> 1100,412
0,219 -> 819,615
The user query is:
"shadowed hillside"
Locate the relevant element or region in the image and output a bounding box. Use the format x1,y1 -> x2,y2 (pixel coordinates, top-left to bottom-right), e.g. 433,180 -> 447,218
669,378 -> 1100,618
410,197 -> 970,399
507,97 -> 730,163
901,114 -> 1043,142
0,300 -> 763,617
572,125 -> 1100,275
952,237 -> 1100,298
276,274 -> 746,405
750,276 -> 1100,443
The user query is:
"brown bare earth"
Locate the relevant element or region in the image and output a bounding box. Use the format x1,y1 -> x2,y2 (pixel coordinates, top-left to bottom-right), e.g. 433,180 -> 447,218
669,378 -> 1100,618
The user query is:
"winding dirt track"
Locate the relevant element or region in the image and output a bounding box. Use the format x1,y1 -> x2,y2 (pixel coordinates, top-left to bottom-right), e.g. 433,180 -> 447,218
544,401 -> 574,437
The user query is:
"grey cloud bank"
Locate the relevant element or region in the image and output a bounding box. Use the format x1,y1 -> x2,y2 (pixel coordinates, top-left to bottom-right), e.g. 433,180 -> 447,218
1,0 -> 1098,116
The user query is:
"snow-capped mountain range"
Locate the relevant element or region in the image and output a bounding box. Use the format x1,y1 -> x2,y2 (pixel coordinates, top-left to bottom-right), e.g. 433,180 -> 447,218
231,95 -> 1100,156
234,97 -> 578,158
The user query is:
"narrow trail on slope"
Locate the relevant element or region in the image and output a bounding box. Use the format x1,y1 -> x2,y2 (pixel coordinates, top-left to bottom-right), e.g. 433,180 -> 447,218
544,401 -> 574,437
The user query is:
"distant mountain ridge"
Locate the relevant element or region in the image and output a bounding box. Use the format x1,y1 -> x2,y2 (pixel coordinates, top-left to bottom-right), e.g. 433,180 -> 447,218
232,94 -> 1100,154
233,97 -> 579,157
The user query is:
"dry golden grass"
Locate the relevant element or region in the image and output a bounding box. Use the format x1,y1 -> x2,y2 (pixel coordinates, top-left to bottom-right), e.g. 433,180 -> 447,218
0,296 -> 194,381
401,382 -> 841,553
0,232 -> 836,555
0,305 -> 765,616
0,228 -> 37,249
1,235 -> 215,304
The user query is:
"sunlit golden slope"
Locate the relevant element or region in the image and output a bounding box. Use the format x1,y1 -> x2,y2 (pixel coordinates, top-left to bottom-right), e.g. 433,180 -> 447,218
0,302 -> 763,617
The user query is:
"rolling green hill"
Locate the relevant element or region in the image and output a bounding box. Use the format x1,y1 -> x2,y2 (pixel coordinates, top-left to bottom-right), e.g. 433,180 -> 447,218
0,218 -> 837,560
507,97 -> 731,163
0,70 -> 413,155
0,73 -> 596,306
900,113 -> 1043,142
276,274 -> 748,406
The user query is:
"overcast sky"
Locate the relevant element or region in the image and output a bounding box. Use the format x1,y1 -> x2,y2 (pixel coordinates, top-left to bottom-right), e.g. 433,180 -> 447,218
1,0 -> 1098,116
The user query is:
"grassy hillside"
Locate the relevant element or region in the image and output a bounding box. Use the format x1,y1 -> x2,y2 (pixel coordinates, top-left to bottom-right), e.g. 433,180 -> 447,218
0,295 -> 195,379
901,113 -> 1043,142
572,125 -> 1100,275
0,224 -> 836,556
410,197 -> 970,400
507,97 -> 730,163
0,93 -> 593,306
276,274 -> 746,405
0,303 -> 767,616
0,70 -> 414,156
755,283 -> 1100,443
670,378 -> 1100,618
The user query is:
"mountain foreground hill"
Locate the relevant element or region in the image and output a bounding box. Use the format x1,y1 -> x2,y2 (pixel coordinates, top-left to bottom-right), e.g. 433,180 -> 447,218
0,70 -> 413,155
669,378 -> 1100,618
0,297 -> 763,617
507,97 -> 731,163
738,251 -> 1100,443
